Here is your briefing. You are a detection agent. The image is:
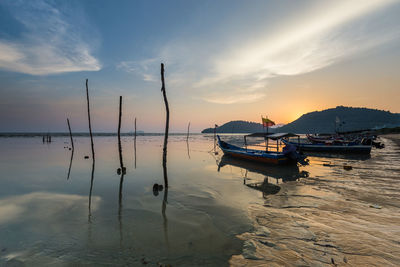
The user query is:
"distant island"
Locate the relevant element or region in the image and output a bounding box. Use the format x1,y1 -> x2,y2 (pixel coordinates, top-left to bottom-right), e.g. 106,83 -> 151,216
201,106 -> 400,134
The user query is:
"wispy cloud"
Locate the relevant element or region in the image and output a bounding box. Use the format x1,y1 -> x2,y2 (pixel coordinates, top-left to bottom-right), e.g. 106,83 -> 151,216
116,59 -> 159,82
0,0 -> 101,75
147,0 -> 400,104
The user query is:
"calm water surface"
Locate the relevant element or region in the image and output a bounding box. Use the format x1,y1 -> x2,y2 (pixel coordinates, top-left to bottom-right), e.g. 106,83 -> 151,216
0,135 -> 259,266
0,135 -> 399,266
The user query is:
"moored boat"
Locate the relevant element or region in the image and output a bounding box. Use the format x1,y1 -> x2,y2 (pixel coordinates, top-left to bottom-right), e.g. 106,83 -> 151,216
282,138 -> 372,154
217,133 -> 306,165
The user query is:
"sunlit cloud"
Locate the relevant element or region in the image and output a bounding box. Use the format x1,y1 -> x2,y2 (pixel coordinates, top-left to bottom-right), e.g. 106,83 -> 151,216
0,0 -> 101,75
148,0 -> 400,105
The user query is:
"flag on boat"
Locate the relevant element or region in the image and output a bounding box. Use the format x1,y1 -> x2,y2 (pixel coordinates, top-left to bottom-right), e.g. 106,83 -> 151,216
262,117 -> 275,127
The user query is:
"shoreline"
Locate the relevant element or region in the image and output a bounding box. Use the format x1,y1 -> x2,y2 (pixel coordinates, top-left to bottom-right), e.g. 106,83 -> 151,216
231,134 -> 400,266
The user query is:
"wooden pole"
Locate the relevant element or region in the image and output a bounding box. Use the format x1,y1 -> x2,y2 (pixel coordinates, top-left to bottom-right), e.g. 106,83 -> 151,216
134,117 -> 137,169
134,117 -> 137,138
186,122 -> 190,141
214,124 -> 217,151
161,63 -> 169,188
86,79 -> 95,160
118,96 -> 124,170
67,118 -> 74,151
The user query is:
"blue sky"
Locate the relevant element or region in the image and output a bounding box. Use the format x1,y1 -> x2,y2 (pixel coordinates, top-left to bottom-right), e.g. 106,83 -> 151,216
1,0 -> 400,132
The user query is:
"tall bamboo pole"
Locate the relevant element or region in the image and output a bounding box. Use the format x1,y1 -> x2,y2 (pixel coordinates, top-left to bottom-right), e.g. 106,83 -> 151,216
161,63 -> 169,188
86,79 -> 95,160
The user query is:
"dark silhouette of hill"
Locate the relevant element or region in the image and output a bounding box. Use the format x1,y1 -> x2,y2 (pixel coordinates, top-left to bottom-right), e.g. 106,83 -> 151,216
201,120 -> 264,133
201,106 -> 400,134
277,106 -> 400,133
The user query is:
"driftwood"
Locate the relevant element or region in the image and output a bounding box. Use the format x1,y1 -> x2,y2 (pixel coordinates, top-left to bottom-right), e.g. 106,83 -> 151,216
161,63 -> 169,188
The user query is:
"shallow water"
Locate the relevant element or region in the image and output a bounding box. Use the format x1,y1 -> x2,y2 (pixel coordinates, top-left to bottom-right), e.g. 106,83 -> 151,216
0,134 -> 399,266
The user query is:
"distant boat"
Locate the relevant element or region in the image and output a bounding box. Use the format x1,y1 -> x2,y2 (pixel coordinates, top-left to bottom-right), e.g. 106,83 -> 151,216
281,138 -> 372,154
217,133 -> 306,165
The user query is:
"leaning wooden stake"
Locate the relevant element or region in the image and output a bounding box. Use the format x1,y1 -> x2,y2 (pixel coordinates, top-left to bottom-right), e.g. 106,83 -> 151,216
161,63 -> 169,188
86,79 -> 95,160
67,118 -> 74,150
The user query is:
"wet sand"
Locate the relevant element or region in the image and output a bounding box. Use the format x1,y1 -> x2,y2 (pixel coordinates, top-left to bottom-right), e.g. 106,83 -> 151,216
231,135 -> 400,266
385,134 -> 400,147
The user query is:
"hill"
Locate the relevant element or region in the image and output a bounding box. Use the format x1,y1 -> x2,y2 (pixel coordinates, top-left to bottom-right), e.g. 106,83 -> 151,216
276,106 -> 400,133
201,106 -> 400,134
201,120 -> 264,133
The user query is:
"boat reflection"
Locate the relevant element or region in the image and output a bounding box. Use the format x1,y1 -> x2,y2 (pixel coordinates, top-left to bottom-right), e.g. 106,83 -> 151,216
218,155 -> 309,198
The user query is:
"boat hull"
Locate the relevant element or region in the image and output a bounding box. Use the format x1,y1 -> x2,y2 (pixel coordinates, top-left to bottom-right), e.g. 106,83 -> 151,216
222,150 -> 289,165
282,140 -> 371,154
217,137 -> 294,165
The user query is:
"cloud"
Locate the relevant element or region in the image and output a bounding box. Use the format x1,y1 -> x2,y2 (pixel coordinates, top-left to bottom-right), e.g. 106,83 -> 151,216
0,0 -> 101,75
116,58 -> 159,82
149,0 -> 400,104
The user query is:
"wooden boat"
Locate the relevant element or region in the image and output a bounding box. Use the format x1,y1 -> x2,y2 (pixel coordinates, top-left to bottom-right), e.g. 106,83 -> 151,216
217,133 -> 306,165
281,138 -> 372,154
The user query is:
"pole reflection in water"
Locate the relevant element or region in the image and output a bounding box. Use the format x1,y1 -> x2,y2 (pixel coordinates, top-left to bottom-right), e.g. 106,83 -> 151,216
88,159 -> 95,223
67,148 -> 74,180
162,161 -> 169,250
134,136 -> 137,169
87,157 -> 95,247
186,138 -> 191,160
118,170 -> 125,247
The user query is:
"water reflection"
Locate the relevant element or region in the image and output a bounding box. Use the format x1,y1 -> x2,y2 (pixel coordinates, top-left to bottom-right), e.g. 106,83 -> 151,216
88,159 -> 95,223
186,139 -> 191,159
67,148 -> 74,180
162,177 -> 169,250
218,155 -> 309,197
218,155 -> 309,182
134,136 -> 137,169
0,136 -> 255,266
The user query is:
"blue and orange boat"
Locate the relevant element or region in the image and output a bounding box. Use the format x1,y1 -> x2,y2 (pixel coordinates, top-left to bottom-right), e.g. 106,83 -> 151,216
217,133 -> 306,165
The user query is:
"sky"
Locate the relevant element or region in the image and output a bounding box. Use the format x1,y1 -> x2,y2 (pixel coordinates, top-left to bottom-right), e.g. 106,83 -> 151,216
0,0 -> 399,133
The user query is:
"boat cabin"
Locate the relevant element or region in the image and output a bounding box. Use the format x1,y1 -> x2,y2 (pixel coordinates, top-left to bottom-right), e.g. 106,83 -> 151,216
244,132 -> 300,152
